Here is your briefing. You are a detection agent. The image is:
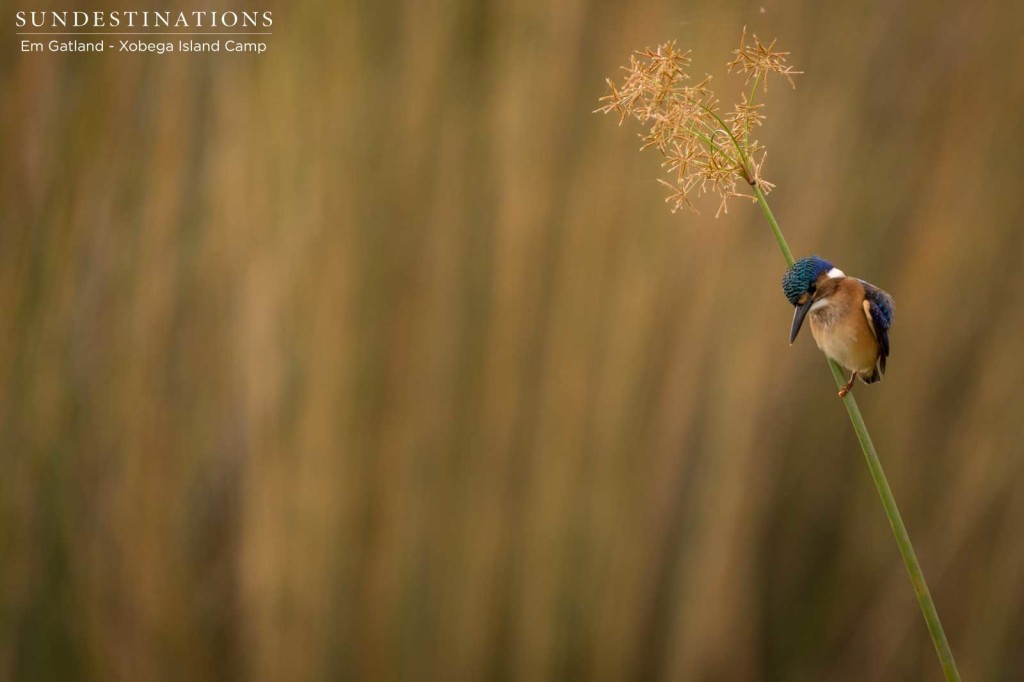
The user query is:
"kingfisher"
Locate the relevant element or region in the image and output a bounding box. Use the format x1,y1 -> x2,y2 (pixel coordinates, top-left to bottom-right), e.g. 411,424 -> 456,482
782,256 -> 895,398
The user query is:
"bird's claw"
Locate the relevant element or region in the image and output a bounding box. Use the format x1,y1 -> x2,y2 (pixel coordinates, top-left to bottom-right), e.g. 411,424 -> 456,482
837,387 -> 850,398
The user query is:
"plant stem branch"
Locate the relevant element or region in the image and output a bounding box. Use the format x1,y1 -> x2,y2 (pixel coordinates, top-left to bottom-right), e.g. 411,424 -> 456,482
753,185 -> 794,266
743,73 -> 761,144
699,105 -> 753,175
752,185 -> 961,682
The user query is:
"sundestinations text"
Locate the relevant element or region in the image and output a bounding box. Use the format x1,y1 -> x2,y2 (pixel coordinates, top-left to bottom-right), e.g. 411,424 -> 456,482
15,11 -> 273,29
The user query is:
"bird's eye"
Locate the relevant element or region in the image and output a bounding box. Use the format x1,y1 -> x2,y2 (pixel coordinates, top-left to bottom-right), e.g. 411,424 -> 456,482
808,283 -> 816,293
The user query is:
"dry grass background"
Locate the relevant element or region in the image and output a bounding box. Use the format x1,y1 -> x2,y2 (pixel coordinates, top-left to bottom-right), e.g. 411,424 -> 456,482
2,0 -> 1024,680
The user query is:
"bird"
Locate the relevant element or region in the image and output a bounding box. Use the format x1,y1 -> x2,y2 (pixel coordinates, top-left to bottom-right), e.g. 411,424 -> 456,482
782,256 -> 895,398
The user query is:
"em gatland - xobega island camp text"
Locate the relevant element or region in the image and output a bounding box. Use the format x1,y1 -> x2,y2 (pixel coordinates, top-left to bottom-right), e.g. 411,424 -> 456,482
21,39 -> 268,54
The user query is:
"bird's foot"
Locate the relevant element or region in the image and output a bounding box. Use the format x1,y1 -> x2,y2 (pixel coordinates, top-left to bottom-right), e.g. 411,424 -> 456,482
838,371 -> 857,398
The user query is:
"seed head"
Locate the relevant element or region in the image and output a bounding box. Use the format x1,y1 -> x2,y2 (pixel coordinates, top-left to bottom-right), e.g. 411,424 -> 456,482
596,29 -> 799,216
726,26 -> 802,92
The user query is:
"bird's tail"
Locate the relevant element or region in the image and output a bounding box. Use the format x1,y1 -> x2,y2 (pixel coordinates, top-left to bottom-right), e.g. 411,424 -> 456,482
861,364 -> 883,384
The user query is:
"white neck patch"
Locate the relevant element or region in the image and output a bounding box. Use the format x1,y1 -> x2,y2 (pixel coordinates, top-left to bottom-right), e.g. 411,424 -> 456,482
827,267 -> 845,279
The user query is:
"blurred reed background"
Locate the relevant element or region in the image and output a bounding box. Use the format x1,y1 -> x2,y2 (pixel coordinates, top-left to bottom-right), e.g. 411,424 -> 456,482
2,0 -> 1024,679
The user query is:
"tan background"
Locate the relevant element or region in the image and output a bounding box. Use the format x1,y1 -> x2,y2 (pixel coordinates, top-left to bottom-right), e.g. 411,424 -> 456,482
2,0 -> 1023,679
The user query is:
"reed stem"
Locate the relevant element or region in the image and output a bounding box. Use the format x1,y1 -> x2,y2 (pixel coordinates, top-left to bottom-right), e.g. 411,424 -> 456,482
752,185 -> 960,681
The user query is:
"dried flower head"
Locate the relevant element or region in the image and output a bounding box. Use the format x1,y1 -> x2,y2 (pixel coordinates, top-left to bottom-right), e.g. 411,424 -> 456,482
596,29 -> 799,215
726,26 -> 802,92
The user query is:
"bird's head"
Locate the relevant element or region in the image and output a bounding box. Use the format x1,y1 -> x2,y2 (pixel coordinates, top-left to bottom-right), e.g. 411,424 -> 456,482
782,255 -> 845,344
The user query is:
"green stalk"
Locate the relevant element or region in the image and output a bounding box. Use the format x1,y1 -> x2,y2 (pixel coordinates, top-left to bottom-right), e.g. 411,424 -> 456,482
752,185 -> 961,681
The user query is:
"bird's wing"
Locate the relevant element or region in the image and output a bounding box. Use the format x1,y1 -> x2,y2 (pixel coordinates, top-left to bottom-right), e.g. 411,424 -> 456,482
859,280 -> 894,372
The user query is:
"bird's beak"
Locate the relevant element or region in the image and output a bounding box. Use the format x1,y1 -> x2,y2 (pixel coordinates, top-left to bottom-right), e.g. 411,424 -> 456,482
790,298 -> 814,345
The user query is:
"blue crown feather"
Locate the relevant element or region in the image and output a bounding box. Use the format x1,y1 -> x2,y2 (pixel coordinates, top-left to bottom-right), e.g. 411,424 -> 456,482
781,256 -> 833,304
